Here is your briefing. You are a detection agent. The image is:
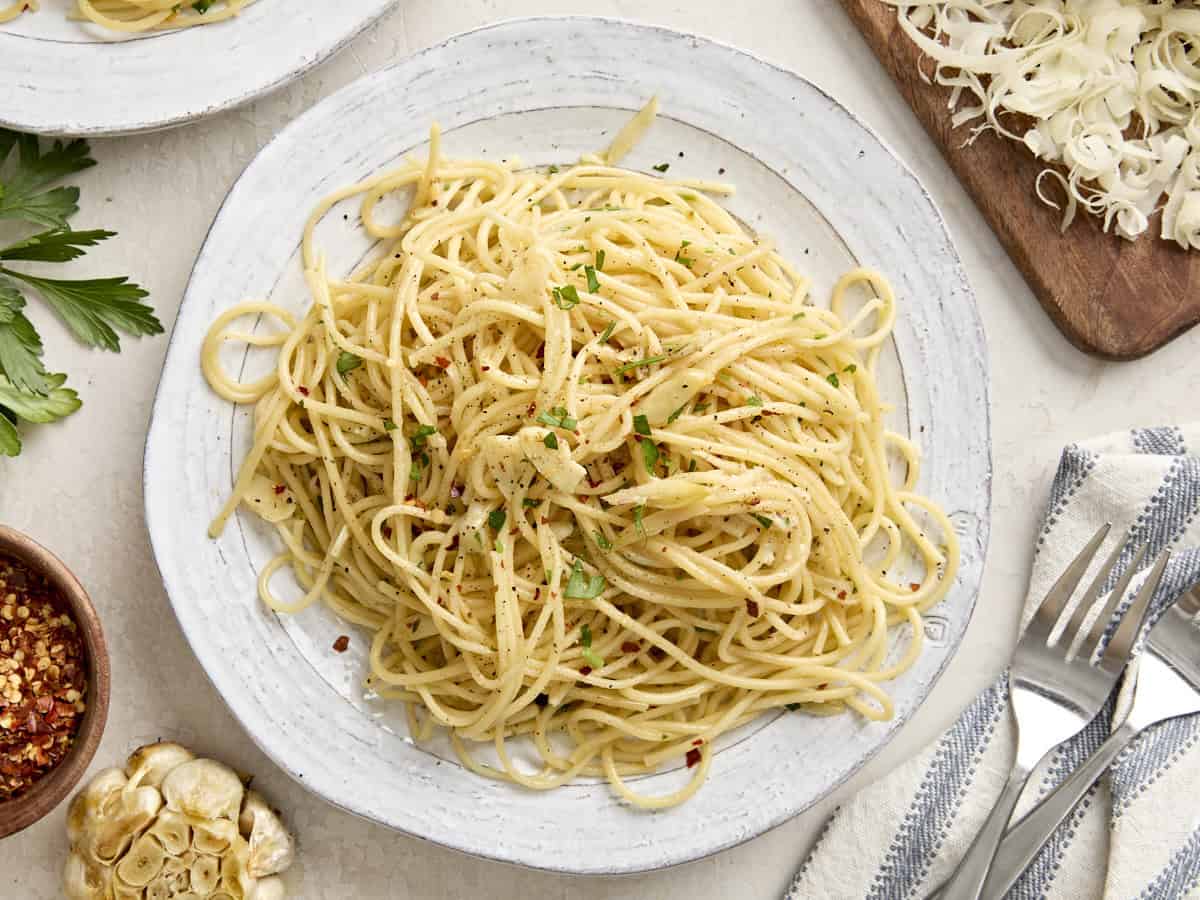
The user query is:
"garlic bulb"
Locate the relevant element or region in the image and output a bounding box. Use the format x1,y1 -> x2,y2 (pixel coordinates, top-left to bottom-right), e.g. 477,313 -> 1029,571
885,0 -> 1200,247
64,743 -> 295,900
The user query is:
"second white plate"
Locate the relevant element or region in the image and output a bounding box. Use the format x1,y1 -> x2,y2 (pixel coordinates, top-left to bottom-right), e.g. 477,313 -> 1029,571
145,17 -> 991,874
0,0 -> 397,136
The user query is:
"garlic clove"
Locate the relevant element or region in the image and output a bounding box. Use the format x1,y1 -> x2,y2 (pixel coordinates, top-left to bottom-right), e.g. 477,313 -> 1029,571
67,768 -> 127,844
90,785 -> 163,866
190,853 -> 222,895
219,834 -> 257,900
62,850 -> 111,900
125,742 -> 196,790
162,758 -> 244,821
239,791 -> 295,878
115,834 -> 167,888
112,880 -> 141,900
192,817 -> 239,855
148,808 -> 192,857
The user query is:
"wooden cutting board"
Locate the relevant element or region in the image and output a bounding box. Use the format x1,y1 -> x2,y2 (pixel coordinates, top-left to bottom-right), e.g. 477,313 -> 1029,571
839,0 -> 1200,360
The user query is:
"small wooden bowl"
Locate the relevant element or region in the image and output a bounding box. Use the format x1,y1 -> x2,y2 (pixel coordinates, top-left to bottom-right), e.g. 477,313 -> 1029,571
0,526 -> 110,839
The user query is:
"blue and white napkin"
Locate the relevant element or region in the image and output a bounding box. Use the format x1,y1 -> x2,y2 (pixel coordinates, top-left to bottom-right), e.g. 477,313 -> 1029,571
787,425 -> 1200,900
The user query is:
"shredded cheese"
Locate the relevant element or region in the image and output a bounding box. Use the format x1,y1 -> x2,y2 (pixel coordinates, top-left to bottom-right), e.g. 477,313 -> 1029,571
885,0 -> 1200,248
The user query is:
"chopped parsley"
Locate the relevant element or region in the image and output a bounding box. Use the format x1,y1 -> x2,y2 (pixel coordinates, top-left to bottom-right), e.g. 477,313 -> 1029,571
652,163 -> 670,173
487,509 -> 507,531
667,404 -> 686,425
543,432 -> 559,450
844,363 -> 857,374
594,530 -> 612,551
565,560 -> 606,600
536,406 -> 577,431
598,320 -> 615,343
641,438 -> 660,472
552,285 -> 581,310
580,623 -> 605,668
494,538 -> 504,554
753,514 -> 774,529
335,351 -> 362,376
595,249 -> 605,271
791,311 -> 806,320
826,373 -> 840,388
633,504 -> 646,536
522,498 -> 540,508
632,414 -> 651,436
614,354 -> 668,375
409,424 -> 437,451
382,418 -> 398,431
674,240 -> 694,267
692,402 -> 709,415
547,164 -> 560,174
585,265 -> 600,293
745,396 -> 763,408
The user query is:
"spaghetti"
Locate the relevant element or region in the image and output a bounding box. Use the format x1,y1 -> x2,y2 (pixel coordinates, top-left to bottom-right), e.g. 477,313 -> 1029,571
202,105 -> 959,807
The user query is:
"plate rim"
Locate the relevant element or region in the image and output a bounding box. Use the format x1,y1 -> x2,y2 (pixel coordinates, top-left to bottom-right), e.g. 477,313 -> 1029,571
143,15 -> 992,874
0,0 -> 399,137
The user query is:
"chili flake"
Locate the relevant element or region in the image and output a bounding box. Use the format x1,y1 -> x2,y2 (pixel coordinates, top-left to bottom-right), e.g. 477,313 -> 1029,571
685,748 -> 702,768
331,635 -> 350,653
0,555 -> 87,802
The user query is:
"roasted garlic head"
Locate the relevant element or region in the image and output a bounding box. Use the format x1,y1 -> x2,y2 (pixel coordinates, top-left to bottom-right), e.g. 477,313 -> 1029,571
64,742 -> 294,900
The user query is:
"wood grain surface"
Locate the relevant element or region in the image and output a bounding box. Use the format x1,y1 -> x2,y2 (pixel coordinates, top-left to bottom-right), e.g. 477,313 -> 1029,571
840,0 -> 1200,360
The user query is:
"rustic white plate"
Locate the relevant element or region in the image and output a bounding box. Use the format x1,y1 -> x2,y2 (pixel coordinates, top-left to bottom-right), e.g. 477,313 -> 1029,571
144,17 -> 991,874
0,0 -> 397,136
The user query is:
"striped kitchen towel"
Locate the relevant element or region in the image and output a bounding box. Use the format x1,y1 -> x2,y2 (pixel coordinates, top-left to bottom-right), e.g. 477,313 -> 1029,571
787,425 -> 1200,900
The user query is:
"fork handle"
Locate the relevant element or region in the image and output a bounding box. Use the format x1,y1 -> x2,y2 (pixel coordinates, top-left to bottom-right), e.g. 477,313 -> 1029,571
937,763 -> 1032,900
980,719 -> 1138,897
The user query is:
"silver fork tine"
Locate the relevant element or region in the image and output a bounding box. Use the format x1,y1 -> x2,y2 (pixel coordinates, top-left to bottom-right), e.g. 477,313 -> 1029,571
1060,538 -> 1135,648
1077,542 -> 1148,659
1101,549 -> 1171,665
1032,523 -> 1112,632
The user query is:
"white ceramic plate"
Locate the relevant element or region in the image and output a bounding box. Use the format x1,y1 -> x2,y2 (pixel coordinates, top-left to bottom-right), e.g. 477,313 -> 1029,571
0,0 -> 397,136
144,17 -> 991,874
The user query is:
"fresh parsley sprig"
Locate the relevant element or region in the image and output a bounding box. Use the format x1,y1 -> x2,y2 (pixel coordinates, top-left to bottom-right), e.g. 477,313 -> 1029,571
0,130 -> 160,457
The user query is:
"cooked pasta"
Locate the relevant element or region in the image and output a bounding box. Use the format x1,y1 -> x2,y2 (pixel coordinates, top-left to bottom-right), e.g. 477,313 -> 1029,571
0,0 -> 254,31
202,104 -> 959,807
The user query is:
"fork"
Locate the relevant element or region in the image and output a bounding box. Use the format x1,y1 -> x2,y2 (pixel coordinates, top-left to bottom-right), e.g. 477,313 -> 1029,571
938,524 -> 1169,900
979,576 -> 1200,898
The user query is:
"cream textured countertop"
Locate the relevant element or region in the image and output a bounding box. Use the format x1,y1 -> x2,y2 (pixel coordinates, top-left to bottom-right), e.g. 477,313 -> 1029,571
3,2 -> 1198,897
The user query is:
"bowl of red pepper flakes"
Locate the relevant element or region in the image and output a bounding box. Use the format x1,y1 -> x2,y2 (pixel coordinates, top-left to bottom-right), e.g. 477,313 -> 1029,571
0,526 -> 110,839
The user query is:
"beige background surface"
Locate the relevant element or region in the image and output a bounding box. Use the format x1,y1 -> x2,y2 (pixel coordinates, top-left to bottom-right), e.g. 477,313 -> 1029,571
2,2 -> 1198,898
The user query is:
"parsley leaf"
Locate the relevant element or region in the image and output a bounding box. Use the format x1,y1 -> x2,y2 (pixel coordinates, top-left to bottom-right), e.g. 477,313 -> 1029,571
0,133 -> 95,229
584,265 -> 600,293
0,371 -> 80,425
652,163 -> 670,173
336,351 -> 362,376
192,0 -> 214,12
0,229 -> 114,263
0,286 -> 49,395
632,414 -> 651,436
826,373 -> 840,388
598,321 -> 615,344
753,514 -> 774,529
0,269 -> 160,352
667,404 -> 686,425
633,504 -> 646,537
382,419 -> 398,431
745,395 -> 763,408
543,432 -> 559,450
594,530 -> 612,551
488,509 -> 507,531
595,250 -> 605,271
536,406 -> 577,431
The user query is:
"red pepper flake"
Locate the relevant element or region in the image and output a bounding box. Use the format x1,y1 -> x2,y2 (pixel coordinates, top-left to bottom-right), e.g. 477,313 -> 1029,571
621,641 -> 640,654
480,365 -> 491,371
579,666 -> 592,677
297,386 -> 310,397
586,477 -> 600,488
431,292 -> 440,301
332,635 -> 350,653
527,403 -> 537,417
910,583 -> 920,592
837,590 -> 847,600
534,589 -> 541,601
273,483 -> 286,495
0,554 -> 88,802
434,356 -> 451,370
685,748 -> 702,768
746,599 -> 760,617
649,646 -> 666,661
692,738 -> 704,747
